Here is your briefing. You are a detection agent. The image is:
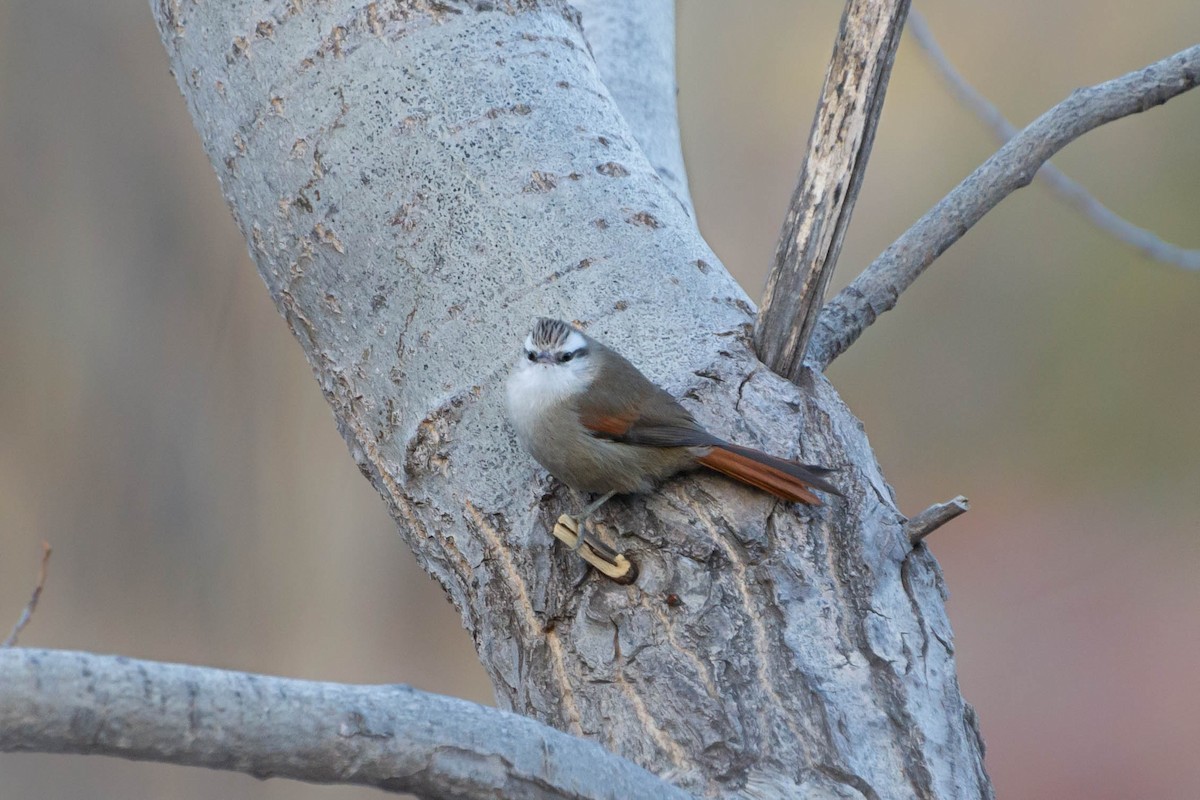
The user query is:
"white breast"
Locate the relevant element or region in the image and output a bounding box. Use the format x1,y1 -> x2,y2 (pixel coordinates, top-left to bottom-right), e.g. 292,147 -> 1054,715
506,357 -> 593,449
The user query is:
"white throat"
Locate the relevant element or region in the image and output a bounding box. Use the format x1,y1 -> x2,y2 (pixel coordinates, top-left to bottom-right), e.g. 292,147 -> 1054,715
506,349 -> 595,444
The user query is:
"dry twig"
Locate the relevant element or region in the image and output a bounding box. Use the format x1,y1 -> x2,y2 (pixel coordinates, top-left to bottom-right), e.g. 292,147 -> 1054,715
809,44 -> 1200,370
905,497 -> 970,544
909,11 -> 1200,271
754,0 -> 911,383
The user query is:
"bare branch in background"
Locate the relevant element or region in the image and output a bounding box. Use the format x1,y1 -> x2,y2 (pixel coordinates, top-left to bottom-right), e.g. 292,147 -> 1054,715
808,44 -> 1200,370
0,649 -> 694,800
753,0 -> 911,383
905,496 -> 969,544
909,11 -> 1200,271
2,542 -> 51,648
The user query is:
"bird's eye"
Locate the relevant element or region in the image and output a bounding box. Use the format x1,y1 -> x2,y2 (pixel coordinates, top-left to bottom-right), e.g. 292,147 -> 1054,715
526,351 -> 536,362
560,351 -> 574,363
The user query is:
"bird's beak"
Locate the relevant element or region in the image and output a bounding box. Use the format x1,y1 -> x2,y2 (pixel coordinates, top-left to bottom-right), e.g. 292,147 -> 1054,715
535,352 -> 556,364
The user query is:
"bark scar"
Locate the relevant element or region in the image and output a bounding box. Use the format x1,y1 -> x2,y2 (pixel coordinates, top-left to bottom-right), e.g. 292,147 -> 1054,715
465,501 -> 582,735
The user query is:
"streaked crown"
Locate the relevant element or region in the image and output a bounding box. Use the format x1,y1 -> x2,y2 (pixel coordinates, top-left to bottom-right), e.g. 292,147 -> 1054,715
529,318 -> 576,351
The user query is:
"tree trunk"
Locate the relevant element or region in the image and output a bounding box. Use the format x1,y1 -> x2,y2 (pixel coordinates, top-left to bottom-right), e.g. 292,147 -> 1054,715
149,1 -> 991,797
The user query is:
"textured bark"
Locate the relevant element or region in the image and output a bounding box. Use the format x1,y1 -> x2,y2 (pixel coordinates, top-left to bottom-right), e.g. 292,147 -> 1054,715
754,0 -> 909,383
88,1 -> 990,797
0,648 -> 691,799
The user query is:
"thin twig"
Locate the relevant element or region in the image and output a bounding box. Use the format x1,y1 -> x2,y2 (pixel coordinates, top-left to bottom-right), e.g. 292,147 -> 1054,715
909,11 -> 1200,271
905,496 -> 969,544
3,542 -> 52,648
808,43 -> 1200,370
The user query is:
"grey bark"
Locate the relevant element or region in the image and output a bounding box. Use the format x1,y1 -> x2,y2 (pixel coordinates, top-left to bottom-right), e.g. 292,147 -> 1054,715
0,2 -> 991,798
572,0 -> 692,217
0,648 -> 692,799
808,43 -> 1200,370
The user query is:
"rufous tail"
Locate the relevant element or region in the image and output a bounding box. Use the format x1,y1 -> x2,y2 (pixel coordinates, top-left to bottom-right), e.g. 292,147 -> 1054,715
697,444 -> 838,505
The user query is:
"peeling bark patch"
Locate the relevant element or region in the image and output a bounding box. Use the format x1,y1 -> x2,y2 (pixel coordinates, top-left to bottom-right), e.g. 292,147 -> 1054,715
596,162 -> 629,178
230,36 -> 252,62
449,103 -> 531,134
396,0 -> 464,24
487,103 -> 532,119
391,192 -> 426,231
396,112 -> 429,133
322,26 -> 348,58
520,30 -> 578,50
366,2 -> 384,34
627,212 -> 661,229
313,223 -> 346,254
155,0 -> 183,37
523,171 -> 557,193
250,224 -> 267,255
405,388 -> 480,479
279,291 -> 319,350
717,296 -> 754,317
407,412 -> 453,478
550,258 -> 592,281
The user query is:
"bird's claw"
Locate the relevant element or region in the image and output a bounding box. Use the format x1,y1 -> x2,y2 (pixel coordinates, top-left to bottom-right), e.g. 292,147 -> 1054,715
557,514 -> 586,552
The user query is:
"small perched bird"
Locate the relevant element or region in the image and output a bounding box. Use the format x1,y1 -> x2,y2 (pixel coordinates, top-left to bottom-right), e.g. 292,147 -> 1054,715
506,318 -> 838,541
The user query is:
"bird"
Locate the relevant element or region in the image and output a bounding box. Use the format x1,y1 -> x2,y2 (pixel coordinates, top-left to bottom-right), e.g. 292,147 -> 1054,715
505,318 -> 838,551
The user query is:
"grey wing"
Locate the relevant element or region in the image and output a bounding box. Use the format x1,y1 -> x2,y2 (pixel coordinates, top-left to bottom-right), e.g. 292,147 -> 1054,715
576,348 -> 718,449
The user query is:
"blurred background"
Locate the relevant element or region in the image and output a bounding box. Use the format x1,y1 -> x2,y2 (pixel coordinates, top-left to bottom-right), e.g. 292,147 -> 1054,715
1,0 -> 1197,797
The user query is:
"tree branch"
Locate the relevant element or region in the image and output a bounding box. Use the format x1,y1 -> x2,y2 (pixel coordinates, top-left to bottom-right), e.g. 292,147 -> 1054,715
0,648 -> 693,800
754,0 -> 910,383
909,11 -> 1200,271
809,44 -> 1200,370
904,496 -> 969,544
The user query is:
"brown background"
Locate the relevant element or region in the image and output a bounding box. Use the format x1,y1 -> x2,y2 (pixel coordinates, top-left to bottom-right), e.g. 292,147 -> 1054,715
1,1 -> 1198,797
